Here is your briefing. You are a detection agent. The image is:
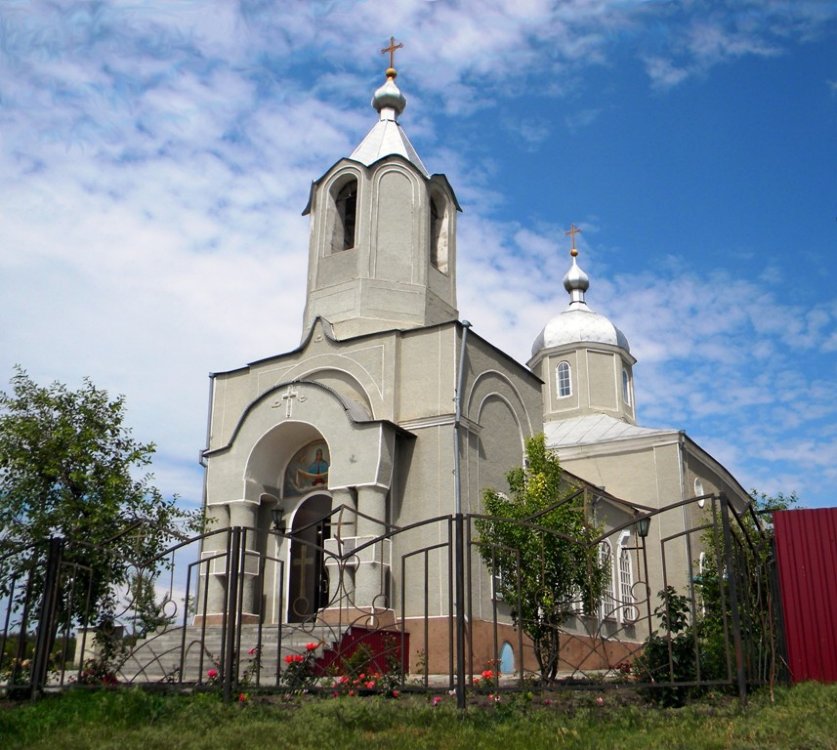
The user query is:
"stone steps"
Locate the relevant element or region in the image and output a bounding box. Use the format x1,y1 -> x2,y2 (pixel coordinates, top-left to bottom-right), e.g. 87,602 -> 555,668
117,624 -> 343,684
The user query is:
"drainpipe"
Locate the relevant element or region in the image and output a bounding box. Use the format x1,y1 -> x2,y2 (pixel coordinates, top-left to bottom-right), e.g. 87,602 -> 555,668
453,321 -> 471,515
452,320 -> 470,710
200,373 -> 216,517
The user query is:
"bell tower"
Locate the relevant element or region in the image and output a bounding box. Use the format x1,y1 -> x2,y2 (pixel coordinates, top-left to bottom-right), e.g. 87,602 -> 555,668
301,47 -> 460,341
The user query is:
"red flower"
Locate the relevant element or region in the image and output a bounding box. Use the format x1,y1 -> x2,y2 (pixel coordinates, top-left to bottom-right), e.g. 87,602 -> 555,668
481,669 -> 495,680
248,647 -> 258,656
305,642 -> 318,652
238,692 -> 248,703
364,680 -> 376,689
207,668 -> 218,679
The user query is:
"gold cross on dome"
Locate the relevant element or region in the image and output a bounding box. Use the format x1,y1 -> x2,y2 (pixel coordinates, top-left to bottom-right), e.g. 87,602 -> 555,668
381,36 -> 403,69
565,224 -> 582,257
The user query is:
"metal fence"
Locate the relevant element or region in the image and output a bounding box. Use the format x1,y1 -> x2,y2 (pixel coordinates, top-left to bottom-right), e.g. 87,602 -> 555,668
0,493 -> 783,705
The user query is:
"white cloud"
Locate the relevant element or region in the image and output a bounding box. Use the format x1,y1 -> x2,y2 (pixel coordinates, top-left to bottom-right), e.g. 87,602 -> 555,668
643,55 -> 691,90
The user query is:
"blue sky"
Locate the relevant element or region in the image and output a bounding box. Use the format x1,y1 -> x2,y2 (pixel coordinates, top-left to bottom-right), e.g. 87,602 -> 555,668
1,1 -> 835,510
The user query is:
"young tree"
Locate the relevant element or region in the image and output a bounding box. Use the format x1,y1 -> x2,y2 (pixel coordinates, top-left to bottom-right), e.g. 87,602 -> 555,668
0,367 -> 202,632
476,434 -> 608,682
696,490 -> 797,694
635,490 -> 797,705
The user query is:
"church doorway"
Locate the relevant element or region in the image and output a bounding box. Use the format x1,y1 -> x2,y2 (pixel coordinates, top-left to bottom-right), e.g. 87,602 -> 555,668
287,494 -> 332,622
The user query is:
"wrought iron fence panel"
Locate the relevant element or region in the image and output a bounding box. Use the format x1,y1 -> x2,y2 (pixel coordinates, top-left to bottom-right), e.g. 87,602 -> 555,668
2,493 -> 782,706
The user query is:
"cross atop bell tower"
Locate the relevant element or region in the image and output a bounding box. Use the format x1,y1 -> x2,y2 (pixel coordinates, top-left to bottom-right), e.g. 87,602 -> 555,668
380,35 -> 403,70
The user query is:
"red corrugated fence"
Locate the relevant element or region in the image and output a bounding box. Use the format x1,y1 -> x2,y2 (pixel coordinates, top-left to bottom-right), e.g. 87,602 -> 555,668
773,508 -> 837,683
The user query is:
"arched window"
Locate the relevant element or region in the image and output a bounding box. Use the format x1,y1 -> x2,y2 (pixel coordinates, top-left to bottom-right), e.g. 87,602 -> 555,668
599,541 -> 615,620
622,368 -> 631,406
618,535 -> 637,623
331,179 -> 357,253
694,478 -> 706,508
556,361 -> 572,398
429,193 -> 449,273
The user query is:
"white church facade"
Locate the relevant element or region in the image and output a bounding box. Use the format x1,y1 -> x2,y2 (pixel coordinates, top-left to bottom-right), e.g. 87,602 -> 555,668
198,58 -> 751,674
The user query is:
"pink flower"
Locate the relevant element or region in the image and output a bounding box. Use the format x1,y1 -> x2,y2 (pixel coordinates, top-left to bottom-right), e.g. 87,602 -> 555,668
596,696 -> 605,706
306,642 -> 318,652
207,668 -> 218,679
432,696 -> 443,706
248,647 -> 257,656
364,680 -> 376,689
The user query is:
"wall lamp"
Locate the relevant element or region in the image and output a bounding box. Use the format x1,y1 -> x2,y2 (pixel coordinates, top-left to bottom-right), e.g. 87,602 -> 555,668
270,506 -> 286,534
635,515 -> 651,539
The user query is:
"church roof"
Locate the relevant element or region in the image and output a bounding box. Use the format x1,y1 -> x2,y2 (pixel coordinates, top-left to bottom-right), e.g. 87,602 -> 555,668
531,242 -> 630,357
350,67 -> 429,177
545,413 -> 670,448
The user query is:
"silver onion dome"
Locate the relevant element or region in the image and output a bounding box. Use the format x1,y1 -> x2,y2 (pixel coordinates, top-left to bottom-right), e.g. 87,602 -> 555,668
372,68 -> 406,118
532,245 -> 630,357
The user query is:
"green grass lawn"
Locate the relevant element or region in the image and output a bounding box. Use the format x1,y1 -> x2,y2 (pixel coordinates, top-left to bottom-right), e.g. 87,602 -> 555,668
2,683 -> 836,750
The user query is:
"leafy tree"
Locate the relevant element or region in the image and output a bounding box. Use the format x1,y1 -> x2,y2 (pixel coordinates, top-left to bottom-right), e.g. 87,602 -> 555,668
0,367 -> 202,634
476,434 -> 608,682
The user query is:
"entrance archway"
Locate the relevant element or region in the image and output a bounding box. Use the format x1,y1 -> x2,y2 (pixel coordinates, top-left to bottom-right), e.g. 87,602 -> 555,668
288,494 -> 332,622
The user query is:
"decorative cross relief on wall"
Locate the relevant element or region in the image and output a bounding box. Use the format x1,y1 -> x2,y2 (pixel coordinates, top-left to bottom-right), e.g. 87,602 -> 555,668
272,384 -> 307,418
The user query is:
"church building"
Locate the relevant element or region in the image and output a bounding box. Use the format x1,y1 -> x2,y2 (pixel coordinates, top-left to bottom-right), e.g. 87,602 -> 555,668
198,52 -> 751,674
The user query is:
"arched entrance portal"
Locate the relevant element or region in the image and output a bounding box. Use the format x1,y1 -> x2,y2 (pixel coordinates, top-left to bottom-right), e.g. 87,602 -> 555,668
288,494 -> 332,622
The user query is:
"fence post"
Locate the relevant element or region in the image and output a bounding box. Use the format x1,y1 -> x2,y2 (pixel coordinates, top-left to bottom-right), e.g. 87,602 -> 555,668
30,536 -> 64,699
454,512 -> 466,710
223,526 -> 242,703
719,494 -> 747,704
